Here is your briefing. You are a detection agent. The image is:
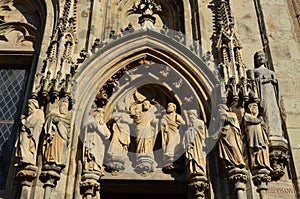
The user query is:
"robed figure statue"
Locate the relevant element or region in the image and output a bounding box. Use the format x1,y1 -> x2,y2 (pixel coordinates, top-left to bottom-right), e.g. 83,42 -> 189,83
253,51 -> 283,138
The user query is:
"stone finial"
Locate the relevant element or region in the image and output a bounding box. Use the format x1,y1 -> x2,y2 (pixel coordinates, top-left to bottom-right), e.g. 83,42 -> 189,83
132,0 -> 162,29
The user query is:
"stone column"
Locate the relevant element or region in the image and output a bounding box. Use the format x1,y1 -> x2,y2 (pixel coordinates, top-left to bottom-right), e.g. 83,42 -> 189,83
228,168 -> 248,199
80,172 -> 102,199
252,168 -> 271,199
188,174 -> 209,199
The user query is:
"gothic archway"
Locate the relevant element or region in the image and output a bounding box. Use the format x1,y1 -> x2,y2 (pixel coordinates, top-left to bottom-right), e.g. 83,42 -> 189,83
72,29 -> 220,197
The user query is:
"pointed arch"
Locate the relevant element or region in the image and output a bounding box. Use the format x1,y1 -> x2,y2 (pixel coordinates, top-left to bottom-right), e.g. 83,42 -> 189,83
73,29 -> 220,134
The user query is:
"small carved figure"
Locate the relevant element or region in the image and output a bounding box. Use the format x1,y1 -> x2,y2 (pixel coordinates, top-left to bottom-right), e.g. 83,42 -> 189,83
253,51 -> 283,137
15,99 -> 45,166
107,101 -> 132,172
183,110 -> 207,175
217,104 -> 245,169
132,100 -> 158,173
244,103 -> 271,170
161,103 -> 185,171
43,97 -> 72,167
83,107 -> 111,173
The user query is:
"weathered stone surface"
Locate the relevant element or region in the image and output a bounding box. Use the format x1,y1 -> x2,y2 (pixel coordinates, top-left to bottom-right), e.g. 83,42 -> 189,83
1,0 -> 300,198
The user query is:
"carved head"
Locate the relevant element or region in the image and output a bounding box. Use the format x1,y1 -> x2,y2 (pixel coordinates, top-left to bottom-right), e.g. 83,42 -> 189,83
254,51 -> 267,68
166,102 -> 176,113
248,103 -> 259,116
58,97 -> 69,115
187,109 -> 198,121
142,100 -> 151,111
28,99 -> 39,115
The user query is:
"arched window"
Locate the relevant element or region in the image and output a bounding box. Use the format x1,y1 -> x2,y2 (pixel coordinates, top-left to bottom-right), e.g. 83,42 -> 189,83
0,0 -> 44,192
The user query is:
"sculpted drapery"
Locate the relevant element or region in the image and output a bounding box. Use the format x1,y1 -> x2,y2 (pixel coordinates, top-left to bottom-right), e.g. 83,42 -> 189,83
161,103 -> 185,167
183,110 -> 207,175
244,103 -> 271,170
254,51 -> 283,138
132,100 -> 158,158
83,107 -> 111,173
15,99 -> 45,166
43,98 -> 72,167
217,104 -> 245,169
107,102 -> 132,159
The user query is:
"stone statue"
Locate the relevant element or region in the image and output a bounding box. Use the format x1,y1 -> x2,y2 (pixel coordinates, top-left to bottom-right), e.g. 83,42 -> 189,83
253,51 -> 283,138
83,107 -> 111,173
15,99 -> 45,166
217,104 -> 245,169
244,103 -> 271,170
132,100 -> 158,173
183,110 -> 207,176
43,97 -> 72,168
107,101 -> 132,172
161,103 -> 185,172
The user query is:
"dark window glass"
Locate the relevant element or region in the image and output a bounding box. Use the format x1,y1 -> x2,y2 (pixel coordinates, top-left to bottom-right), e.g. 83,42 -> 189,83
0,68 -> 27,189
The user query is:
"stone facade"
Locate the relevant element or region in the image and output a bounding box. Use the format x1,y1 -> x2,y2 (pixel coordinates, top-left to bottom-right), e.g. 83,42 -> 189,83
0,0 -> 299,199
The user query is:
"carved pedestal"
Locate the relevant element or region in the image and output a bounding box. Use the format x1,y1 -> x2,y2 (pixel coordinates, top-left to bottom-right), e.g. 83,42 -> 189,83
80,172 -> 102,199
16,164 -> 37,187
188,173 -> 209,199
252,168 -> 271,199
39,163 -> 62,199
135,154 -> 154,175
228,168 -> 248,199
106,156 -> 125,175
269,138 -> 289,181
15,165 -> 38,199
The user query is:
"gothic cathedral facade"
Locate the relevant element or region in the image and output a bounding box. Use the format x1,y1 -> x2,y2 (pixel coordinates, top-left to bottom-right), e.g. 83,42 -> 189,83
0,0 -> 299,199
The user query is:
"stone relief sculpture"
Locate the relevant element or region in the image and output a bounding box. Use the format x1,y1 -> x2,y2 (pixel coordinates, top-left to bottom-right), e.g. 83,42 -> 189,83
244,103 -> 271,171
83,107 -> 111,174
253,51 -> 283,138
183,110 -> 207,176
106,101 -> 132,173
217,104 -> 245,169
43,97 -> 72,168
0,0 -> 37,48
15,99 -> 45,166
131,100 -> 158,174
161,103 -> 185,172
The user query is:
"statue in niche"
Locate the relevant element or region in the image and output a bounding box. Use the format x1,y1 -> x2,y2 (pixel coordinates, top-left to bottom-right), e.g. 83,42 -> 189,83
83,106 -> 111,174
107,101 -> 132,173
253,51 -> 283,138
217,104 -> 245,169
161,103 -> 185,173
244,103 -> 271,171
43,97 -> 72,168
183,110 -> 207,176
131,100 -> 158,174
15,99 -> 45,167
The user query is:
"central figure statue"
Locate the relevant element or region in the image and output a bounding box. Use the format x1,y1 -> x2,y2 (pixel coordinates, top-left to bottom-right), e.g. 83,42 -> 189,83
132,100 -> 158,174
